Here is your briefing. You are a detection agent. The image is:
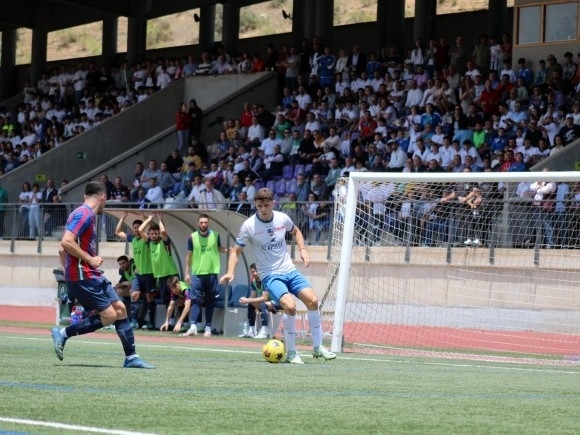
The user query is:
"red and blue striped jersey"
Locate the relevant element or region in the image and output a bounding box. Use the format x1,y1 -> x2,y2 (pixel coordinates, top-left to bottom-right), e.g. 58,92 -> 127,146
64,204 -> 102,282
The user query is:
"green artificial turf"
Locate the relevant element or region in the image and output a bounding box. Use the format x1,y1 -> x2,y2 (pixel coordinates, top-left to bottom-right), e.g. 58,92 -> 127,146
0,331 -> 579,434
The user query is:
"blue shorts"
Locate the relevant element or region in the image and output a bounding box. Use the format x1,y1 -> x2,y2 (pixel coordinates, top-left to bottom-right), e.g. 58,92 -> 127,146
66,278 -> 119,313
261,270 -> 311,304
189,274 -> 218,303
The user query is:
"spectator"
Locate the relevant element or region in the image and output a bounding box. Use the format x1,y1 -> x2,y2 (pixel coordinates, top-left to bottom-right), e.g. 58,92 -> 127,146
310,173 -> 328,201
198,177 -> 227,210
230,190 -> 252,216
111,177 -> 130,203
41,178 -> 58,237
530,175 -> 557,249
144,177 -> 164,208
18,182 -> 32,238
28,183 -> 42,238
165,149 -> 184,178
558,114 -> 580,144
175,102 -> 191,155
188,99 -> 203,140
157,163 -> 177,196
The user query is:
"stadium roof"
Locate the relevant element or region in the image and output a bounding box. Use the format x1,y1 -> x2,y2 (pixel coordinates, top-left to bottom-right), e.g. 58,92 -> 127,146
0,0 -> 263,33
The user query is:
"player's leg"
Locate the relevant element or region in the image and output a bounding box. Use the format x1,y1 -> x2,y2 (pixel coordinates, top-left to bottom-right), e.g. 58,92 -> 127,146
52,280 -> 121,360
254,302 -> 270,339
265,274 -> 302,363
144,274 -> 158,330
129,276 -> 143,328
202,275 -> 218,337
182,286 -> 202,336
292,271 -> 336,361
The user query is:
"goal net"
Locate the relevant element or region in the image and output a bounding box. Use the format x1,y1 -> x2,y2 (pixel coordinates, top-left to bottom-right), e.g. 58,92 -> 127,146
323,171 -> 580,364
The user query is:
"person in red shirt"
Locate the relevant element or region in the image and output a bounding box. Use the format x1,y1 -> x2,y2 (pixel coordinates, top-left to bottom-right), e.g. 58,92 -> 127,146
239,102 -> 254,129
479,79 -> 500,118
358,110 -> 378,145
499,149 -> 516,172
175,102 -> 191,155
252,53 -> 266,72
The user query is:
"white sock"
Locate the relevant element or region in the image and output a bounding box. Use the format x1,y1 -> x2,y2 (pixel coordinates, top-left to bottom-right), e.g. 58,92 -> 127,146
308,309 -> 322,348
283,314 -> 296,353
60,328 -> 68,338
189,323 -> 196,330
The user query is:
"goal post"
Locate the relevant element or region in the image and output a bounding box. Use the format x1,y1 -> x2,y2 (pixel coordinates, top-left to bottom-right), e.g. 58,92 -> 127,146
327,171 -> 580,363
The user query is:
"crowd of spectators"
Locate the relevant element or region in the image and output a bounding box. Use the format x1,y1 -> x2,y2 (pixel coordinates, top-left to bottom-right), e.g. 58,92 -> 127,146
4,33 -> 580,245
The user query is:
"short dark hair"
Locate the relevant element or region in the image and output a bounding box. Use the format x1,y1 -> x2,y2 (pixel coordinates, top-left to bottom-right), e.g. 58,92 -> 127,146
85,181 -> 105,196
117,255 -> 129,263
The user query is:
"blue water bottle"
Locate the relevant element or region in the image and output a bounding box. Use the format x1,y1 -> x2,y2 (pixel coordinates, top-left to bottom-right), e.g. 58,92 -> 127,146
71,305 -> 84,324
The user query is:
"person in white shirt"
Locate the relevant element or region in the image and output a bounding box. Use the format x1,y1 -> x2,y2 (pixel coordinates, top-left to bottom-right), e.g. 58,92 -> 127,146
144,177 -> 164,206
404,80 -> 424,113
260,130 -> 282,157
220,188 -> 336,363
295,86 -> 312,111
387,141 -> 407,171
247,118 -> 265,145
198,178 -> 227,210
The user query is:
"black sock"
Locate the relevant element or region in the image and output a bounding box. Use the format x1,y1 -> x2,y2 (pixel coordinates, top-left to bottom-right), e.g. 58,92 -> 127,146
115,318 -> 136,357
65,314 -> 103,336
148,300 -> 156,326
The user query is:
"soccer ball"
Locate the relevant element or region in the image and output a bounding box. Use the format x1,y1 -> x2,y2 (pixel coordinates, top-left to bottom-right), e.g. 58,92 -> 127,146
262,339 -> 286,363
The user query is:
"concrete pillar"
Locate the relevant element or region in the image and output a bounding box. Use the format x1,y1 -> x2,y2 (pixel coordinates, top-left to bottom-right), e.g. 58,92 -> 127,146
30,28 -> 48,89
301,0 -> 316,41
487,0 -> 508,38
221,1 -> 240,54
0,30 -> 17,98
127,16 -> 147,66
291,0 -> 306,45
377,0 -> 405,55
102,18 -> 119,66
198,4 -> 216,53
314,0 -> 334,45
413,0 -> 436,49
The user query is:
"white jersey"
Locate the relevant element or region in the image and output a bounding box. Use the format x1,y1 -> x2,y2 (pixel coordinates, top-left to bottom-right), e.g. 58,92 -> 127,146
236,211 -> 295,278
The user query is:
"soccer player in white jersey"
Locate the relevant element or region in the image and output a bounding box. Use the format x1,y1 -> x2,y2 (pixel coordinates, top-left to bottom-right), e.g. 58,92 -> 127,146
220,188 -> 336,364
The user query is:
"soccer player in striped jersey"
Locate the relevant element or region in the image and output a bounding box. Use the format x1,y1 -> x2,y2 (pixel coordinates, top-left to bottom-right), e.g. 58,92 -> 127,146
50,181 -> 154,369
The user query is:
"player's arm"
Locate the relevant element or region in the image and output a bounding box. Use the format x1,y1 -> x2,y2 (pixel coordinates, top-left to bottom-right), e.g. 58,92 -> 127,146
239,289 -> 258,305
184,249 -> 192,284
115,211 -> 129,241
138,214 -> 153,241
220,245 -> 243,285
160,300 -> 176,331
217,234 -> 228,254
290,225 -> 310,267
61,229 -> 103,269
157,213 -> 169,241
58,245 -> 66,268
174,299 -> 191,332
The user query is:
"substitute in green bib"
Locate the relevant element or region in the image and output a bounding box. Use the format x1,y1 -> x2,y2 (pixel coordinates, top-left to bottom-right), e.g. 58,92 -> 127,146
182,213 -> 229,337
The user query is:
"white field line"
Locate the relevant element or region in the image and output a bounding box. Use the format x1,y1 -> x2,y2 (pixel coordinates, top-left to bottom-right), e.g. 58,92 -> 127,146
0,417 -> 157,435
4,335 -> 580,375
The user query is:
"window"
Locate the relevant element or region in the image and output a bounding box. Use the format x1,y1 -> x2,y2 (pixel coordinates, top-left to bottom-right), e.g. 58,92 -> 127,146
518,6 -> 541,44
516,2 -> 579,46
545,2 -> 578,42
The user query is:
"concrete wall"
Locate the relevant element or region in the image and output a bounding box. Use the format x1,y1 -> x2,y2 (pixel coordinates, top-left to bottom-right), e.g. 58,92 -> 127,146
1,239 -> 578,312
